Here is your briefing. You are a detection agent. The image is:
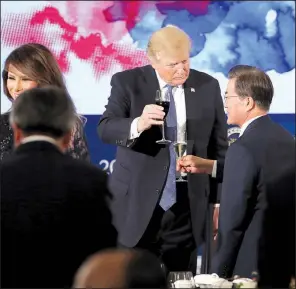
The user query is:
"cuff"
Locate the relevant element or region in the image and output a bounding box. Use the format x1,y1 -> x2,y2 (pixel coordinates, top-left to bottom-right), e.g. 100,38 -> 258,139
129,117 -> 142,140
211,160 -> 217,178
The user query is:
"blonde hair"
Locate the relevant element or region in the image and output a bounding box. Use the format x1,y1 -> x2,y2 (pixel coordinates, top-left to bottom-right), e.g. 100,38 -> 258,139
147,26 -> 191,61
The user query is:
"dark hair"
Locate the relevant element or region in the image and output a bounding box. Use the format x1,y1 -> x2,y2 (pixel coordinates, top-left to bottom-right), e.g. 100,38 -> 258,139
10,86 -> 76,138
2,43 -> 68,102
125,249 -> 167,288
228,65 -> 274,111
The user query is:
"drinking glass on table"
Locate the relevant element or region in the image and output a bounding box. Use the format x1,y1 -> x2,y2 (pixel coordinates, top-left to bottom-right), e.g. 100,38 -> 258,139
167,271 -> 195,288
155,89 -> 171,144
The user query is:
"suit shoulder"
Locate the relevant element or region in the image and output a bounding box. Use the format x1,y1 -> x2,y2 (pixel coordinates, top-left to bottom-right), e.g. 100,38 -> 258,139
61,156 -> 108,181
272,122 -> 295,140
190,69 -> 218,84
112,65 -> 149,82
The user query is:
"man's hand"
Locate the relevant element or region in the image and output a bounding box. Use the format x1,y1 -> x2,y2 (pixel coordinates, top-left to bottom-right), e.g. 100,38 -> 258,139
137,104 -> 165,133
176,155 -> 215,174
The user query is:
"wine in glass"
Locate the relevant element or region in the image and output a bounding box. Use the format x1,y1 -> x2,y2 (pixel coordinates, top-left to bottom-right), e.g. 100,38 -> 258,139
155,89 -> 171,144
173,140 -> 187,182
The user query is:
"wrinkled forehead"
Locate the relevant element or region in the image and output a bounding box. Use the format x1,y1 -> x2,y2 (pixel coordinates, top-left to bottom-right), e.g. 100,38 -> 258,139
157,50 -> 190,66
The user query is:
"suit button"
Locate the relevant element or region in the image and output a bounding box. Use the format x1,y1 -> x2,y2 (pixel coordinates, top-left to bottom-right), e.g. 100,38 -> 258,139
156,189 -> 160,194
164,165 -> 168,170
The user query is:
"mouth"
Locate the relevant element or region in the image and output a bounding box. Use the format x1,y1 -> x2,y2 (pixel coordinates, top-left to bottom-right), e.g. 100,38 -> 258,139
13,93 -> 21,98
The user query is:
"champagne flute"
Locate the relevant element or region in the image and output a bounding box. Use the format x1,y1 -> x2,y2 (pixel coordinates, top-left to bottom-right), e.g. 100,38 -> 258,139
173,141 -> 187,182
167,271 -> 195,288
155,89 -> 171,144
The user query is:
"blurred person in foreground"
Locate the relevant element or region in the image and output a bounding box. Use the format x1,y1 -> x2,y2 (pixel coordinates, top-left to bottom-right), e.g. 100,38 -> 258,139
0,43 -> 89,162
178,65 -> 295,287
73,248 -> 167,288
97,25 -> 228,272
0,86 -> 117,288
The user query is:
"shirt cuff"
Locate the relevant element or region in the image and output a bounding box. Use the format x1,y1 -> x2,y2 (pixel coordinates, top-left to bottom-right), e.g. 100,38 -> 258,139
213,204 -> 220,208
211,160 -> 217,178
129,117 -> 142,140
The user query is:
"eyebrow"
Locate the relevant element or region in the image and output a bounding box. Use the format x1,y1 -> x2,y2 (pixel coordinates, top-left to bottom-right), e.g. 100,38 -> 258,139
167,59 -> 187,66
7,72 -> 29,78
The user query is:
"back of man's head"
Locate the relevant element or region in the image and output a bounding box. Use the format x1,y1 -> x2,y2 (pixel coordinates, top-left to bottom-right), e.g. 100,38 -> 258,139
10,86 -> 76,147
73,249 -> 167,288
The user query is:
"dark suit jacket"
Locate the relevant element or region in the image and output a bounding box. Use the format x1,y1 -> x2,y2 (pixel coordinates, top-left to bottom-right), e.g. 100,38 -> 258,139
0,141 -> 117,288
97,65 -> 228,247
211,115 -> 295,287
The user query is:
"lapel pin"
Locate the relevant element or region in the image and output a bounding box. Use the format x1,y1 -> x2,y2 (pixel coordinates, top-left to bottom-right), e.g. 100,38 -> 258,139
190,87 -> 195,92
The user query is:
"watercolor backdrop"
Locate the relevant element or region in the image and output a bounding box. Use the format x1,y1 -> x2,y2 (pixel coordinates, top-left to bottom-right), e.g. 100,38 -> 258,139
1,1 -> 295,173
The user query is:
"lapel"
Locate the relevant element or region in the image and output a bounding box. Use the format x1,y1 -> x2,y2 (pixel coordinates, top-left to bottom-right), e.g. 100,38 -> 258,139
141,65 -> 160,104
183,69 -> 205,119
183,70 -> 204,152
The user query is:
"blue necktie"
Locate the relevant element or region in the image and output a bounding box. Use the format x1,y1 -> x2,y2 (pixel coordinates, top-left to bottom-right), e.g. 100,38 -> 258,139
159,85 -> 177,211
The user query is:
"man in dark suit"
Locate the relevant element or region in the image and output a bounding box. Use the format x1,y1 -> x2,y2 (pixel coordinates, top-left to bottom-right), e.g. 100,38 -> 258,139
1,86 -> 118,288
179,65 -> 295,287
97,26 -> 228,272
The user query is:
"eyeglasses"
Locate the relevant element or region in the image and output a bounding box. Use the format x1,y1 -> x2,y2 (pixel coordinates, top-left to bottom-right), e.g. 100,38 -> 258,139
223,95 -> 240,101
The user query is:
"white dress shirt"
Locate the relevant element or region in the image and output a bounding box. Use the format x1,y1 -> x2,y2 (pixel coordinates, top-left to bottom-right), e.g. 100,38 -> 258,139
129,71 -> 217,178
129,72 -> 187,177
129,72 -> 187,140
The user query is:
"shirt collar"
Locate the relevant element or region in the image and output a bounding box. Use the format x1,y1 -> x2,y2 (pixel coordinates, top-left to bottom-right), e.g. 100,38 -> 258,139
21,135 -> 58,146
239,115 -> 265,137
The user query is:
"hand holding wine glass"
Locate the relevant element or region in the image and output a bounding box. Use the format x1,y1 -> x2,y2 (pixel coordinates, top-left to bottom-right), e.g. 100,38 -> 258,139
137,103 -> 165,133
155,89 -> 171,144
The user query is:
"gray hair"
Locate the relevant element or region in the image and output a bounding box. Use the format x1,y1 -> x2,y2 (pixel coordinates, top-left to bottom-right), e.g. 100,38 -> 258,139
10,86 -> 77,138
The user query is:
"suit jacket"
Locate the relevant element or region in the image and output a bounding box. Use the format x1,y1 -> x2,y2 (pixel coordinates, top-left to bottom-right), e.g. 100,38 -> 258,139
211,115 -> 295,287
98,65 -> 228,247
1,141 -> 117,288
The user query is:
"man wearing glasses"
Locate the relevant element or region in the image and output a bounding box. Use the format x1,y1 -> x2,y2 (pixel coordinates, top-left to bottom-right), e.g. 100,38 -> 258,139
178,65 -> 295,287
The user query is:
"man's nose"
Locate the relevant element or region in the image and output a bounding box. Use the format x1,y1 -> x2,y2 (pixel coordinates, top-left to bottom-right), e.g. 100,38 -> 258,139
175,62 -> 186,70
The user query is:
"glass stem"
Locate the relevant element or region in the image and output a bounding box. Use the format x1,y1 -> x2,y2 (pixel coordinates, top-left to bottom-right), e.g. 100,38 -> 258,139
161,123 -> 165,139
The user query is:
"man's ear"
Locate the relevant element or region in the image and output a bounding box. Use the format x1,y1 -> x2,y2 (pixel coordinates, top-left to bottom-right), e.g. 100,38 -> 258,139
245,96 -> 255,112
61,131 -> 72,150
11,123 -> 23,148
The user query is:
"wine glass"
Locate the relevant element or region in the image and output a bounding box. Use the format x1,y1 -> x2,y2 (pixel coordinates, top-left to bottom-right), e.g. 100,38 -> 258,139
167,271 -> 195,288
155,89 -> 171,144
174,129 -> 187,182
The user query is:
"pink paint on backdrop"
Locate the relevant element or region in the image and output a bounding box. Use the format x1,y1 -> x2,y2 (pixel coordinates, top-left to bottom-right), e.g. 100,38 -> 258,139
1,4 -> 148,77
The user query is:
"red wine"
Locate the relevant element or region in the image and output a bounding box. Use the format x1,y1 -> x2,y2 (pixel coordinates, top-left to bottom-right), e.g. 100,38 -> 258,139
156,100 -> 170,117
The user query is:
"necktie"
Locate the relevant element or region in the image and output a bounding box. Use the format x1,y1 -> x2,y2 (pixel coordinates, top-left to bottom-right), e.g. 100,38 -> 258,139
159,85 -> 177,211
